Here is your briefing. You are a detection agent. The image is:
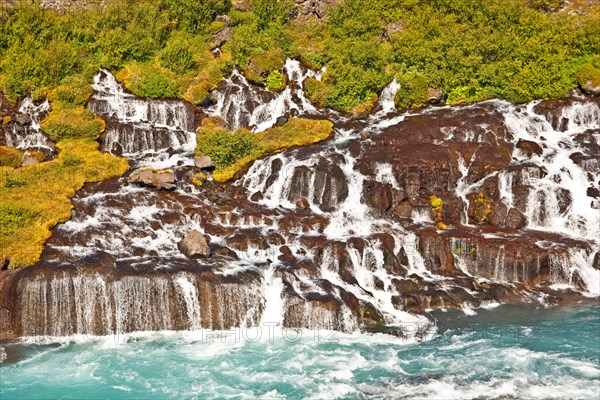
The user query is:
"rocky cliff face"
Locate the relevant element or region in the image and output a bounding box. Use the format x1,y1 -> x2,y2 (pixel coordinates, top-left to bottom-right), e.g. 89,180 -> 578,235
1,66 -> 598,341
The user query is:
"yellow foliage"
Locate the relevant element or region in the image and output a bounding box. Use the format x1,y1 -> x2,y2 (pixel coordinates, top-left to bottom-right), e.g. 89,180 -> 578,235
183,50 -> 233,105
0,139 -> 129,267
473,192 -> 492,223
0,146 -> 23,168
191,172 -> 207,187
209,118 -> 334,182
429,195 -> 444,222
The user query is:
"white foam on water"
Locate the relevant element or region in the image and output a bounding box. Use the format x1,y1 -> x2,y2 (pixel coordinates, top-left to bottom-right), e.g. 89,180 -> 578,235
3,97 -> 53,150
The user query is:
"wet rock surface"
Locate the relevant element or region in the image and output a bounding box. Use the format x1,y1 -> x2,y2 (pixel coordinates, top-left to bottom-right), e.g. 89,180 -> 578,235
1,76 -> 599,340
178,230 -> 211,259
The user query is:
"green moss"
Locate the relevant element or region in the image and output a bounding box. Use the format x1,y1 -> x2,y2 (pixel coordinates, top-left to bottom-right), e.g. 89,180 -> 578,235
183,51 -> 234,105
41,107 -> 105,141
577,62 -> 600,88
200,117 -> 334,182
266,70 -> 287,91
0,146 -> 23,168
0,139 -> 129,267
245,49 -> 286,85
118,64 -> 180,99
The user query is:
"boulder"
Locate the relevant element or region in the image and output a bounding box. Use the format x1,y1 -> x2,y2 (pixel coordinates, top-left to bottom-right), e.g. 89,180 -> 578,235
110,142 -> 123,156
275,116 -> 288,126
232,0 -> 252,12
581,80 -> 600,97
128,168 -> 176,190
295,198 -> 310,210
362,180 -> 393,213
194,155 -> 214,169
427,87 -> 443,104
587,187 -> 600,198
21,150 -> 41,166
215,15 -> 231,27
294,0 -> 340,20
213,26 -> 232,48
178,230 -> 210,259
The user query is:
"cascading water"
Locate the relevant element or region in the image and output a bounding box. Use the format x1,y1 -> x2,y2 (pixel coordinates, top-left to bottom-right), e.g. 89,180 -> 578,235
87,69 -> 198,167
208,59 -> 324,131
501,100 -> 600,242
2,60 -> 599,343
2,97 -> 53,150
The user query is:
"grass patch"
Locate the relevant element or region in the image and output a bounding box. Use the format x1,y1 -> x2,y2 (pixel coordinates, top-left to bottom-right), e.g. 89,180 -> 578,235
41,107 -> 105,141
0,139 -> 129,267
196,117 -> 333,182
0,146 -> 23,168
117,63 -> 181,99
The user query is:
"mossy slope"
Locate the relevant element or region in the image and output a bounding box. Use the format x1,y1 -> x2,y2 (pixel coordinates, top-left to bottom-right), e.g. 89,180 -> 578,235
0,139 -> 129,267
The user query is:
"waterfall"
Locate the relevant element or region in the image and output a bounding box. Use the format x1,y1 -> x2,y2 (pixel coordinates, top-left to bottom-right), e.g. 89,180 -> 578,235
208,59 -> 321,131
16,270 -> 264,339
501,101 -> 600,243
3,63 -> 599,341
173,273 -> 202,331
87,69 -> 198,166
377,79 -> 400,114
2,97 -> 53,150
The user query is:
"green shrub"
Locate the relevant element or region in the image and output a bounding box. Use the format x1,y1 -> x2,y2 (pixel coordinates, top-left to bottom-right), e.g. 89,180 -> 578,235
577,62 -> 600,88
159,33 -> 198,75
61,153 -> 84,167
528,0 -> 564,12
166,0 -> 231,34
41,108 -> 105,141
395,72 -> 429,110
266,70 -> 286,91
196,128 -> 260,168
251,0 -> 294,30
128,69 -> 180,99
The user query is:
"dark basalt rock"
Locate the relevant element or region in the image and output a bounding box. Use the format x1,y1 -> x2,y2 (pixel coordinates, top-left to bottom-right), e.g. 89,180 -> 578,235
516,139 -> 543,156
2,94 -> 598,340
362,180 -> 393,214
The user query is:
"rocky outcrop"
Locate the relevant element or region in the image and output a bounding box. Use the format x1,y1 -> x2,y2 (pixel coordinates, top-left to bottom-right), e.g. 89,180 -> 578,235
294,0 -> 340,20
21,150 -> 43,166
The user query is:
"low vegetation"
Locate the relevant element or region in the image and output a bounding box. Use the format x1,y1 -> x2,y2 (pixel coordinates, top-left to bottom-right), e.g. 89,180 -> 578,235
0,139 -> 129,267
0,0 -> 597,115
0,146 -> 23,168
196,117 -> 333,182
